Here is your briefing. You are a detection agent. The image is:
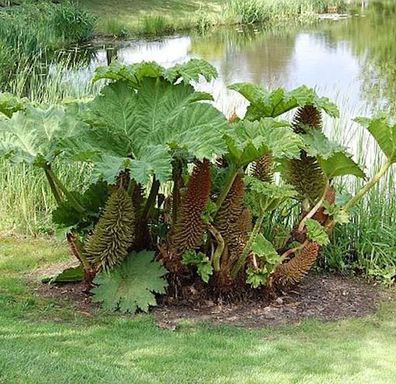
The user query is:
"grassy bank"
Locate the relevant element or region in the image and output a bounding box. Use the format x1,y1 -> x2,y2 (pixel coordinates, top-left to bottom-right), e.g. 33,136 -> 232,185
0,1 -> 95,89
79,0 -> 346,37
0,236 -> 395,384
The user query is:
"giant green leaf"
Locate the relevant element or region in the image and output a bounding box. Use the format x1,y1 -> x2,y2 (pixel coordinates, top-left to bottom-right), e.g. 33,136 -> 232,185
318,152 -> 365,179
91,250 -> 168,314
229,83 -> 339,119
164,59 -> 218,83
225,119 -> 303,166
41,265 -> 84,284
305,219 -> 329,246
301,129 -> 346,159
52,180 -> 109,230
251,234 -> 280,264
66,78 -> 227,184
93,59 -> 218,85
129,145 -> 172,185
0,105 -> 67,167
0,92 -> 27,118
245,176 -> 297,215
92,61 -> 164,84
356,116 -> 396,162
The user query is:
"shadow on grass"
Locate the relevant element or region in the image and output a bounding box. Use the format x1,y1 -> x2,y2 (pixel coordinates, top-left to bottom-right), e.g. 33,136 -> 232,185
0,303 -> 395,383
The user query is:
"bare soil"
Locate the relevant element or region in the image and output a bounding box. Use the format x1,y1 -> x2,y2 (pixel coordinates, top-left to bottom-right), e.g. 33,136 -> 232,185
155,274 -> 395,329
31,266 -> 395,328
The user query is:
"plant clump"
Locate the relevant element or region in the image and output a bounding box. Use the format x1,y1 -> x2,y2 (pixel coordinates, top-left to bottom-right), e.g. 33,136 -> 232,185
1,59 -> 394,314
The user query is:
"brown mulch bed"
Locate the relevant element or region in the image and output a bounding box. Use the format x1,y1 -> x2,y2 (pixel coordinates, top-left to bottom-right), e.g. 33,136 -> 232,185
30,266 -> 395,328
30,262 -> 95,313
154,274 -> 395,329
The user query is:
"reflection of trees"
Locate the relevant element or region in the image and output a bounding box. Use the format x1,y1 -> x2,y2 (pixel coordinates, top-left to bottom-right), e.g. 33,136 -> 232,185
359,2 -> 396,114
190,25 -> 298,85
324,1 -> 396,114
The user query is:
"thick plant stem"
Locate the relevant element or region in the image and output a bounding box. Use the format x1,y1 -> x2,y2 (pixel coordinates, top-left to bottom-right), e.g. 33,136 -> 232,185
214,166 -> 239,214
44,166 -> 62,205
66,232 -> 92,273
298,181 -> 329,232
46,167 -> 85,213
207,223 -> 225,272
231,213 -> 265,279
172,160 -> 183,225
142,177 -> 160,222
280,239 -> 308,262
127,178 -> 136,196
343,160 -> 393,212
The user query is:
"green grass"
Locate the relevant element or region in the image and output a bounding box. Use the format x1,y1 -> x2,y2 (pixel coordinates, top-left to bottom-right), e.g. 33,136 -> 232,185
0,1 -> 96,88
79,0 -> 343,37
0,236 -> 395,383
80,0 -> 224,36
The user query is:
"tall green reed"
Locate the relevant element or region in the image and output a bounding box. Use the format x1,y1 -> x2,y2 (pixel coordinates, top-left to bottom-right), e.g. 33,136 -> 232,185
320,105 -> 396,284
225,0 -> 347,25
0,56 -> 100,235
0,1 -> 95,88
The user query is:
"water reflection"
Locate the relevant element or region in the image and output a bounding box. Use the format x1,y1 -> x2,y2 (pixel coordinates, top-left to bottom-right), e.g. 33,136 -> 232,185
59,0 -> 396,120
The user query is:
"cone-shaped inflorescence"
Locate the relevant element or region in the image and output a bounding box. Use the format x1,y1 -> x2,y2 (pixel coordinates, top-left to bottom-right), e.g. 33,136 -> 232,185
286,105 -> 327,204
169,159 -> 212,256
85,188 -> 135,271
285,152 -> 327,203
274,242 -> 320,285
231,207 -> 252,263
216,174 -> 251,266
253,153 -> 274,183
292,105 -> 322,133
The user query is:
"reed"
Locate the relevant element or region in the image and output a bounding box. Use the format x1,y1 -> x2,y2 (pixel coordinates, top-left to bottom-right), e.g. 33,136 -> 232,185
0,57 -> 100,235
225,0 -> 346,25
0,1 -> 95,88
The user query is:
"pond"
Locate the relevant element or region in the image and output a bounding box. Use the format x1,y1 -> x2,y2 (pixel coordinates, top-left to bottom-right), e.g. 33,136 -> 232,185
59,1 -> 396,168
66,1 -> 396,117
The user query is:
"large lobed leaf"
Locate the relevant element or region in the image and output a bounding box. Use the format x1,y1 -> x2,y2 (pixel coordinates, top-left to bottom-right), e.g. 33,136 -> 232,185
225,119 -> 304,167
305,219 -> 330,246
301,129 -> 345,159
164,59 -> 218,83
52,180 -> 109,231
317,152 -> 365,179
0,93 -> 28,118
41,265 -> 84,284
356,115 -> 396,163
229,83 -> 339,119
66,78 -> 227,184
93,59 -> 218,85
91,250 -> 168,314
300,129 -> 365,179
0,105 -> 68,167
92,61 -> 164,85
245,176 -> 297,214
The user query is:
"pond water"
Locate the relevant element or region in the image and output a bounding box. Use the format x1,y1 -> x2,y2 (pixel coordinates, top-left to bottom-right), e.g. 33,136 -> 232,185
61,1 -> 396,165
67,1 -> 395,118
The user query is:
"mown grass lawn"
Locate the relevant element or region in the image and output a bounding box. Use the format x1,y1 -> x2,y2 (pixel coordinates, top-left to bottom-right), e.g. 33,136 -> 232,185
0,236 -> 395,384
